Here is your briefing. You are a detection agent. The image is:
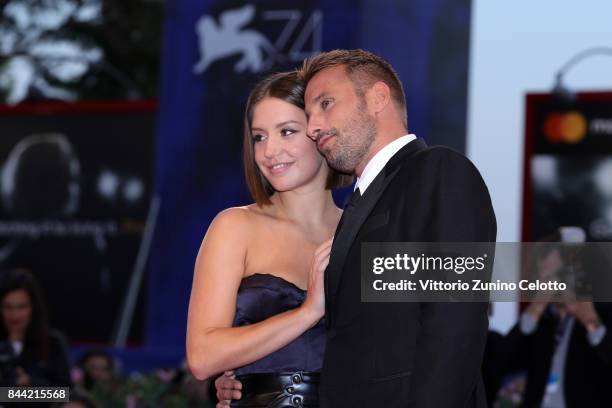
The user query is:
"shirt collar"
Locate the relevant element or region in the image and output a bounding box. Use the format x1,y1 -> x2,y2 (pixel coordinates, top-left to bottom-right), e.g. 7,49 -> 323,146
355,134 -> 416,194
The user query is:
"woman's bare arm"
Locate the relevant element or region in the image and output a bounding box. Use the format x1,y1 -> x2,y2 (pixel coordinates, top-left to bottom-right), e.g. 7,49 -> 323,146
186,208 -> 330,380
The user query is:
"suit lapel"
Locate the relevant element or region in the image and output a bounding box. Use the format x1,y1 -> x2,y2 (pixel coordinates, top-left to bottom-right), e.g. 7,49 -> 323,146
326,138 -> 427,304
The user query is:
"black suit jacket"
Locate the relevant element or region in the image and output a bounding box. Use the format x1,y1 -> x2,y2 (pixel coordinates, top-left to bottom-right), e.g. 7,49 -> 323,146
319,139 -> 497,407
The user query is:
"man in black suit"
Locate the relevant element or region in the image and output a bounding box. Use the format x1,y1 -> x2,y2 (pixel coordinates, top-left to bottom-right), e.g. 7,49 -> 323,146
300,49 -> 496,407
216,49 -> 496,407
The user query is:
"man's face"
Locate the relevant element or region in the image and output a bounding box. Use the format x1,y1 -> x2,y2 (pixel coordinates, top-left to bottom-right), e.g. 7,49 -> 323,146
305,65 -> 376,174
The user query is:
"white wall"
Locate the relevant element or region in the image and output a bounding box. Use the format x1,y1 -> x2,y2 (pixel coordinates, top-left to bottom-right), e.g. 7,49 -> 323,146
467,1 -> 612,333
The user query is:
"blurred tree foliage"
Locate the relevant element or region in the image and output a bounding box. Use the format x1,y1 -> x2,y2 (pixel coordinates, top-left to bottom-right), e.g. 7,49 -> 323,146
0,0 -> 163,104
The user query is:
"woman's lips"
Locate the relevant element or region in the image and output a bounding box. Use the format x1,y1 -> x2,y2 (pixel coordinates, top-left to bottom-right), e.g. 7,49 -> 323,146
268,162 -> 294,174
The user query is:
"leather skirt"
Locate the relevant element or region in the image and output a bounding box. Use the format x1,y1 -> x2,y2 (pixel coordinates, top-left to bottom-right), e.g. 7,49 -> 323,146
230,371 -> 320,407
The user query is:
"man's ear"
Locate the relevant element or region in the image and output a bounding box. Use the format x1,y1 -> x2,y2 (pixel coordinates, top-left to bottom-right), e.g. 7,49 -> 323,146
367,81 -> 391,114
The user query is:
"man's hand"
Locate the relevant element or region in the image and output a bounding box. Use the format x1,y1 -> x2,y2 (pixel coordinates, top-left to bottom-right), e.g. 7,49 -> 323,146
565,301 -> 602,333
215,371 -> 242,407
536,248 -> 564,280
527,248 -> 565,321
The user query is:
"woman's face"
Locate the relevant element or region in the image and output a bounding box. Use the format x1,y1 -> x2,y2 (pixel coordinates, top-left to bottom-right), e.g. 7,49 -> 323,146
251,97 -> 327,193
2,289 -> 32,334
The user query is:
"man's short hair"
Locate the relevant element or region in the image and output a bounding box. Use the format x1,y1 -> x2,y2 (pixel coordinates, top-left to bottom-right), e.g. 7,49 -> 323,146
298,49 -> 408,128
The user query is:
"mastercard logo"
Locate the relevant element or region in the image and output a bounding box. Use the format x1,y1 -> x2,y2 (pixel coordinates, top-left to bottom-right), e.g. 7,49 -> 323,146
543,111 -> 587,143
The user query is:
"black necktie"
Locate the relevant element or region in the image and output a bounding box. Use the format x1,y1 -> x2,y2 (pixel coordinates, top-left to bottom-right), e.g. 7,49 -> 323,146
334,187 -> 362,244
345,188 -> 362,209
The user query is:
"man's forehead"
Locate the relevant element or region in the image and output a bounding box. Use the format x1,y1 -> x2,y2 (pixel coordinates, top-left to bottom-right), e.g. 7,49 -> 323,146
305,65 -> 348,101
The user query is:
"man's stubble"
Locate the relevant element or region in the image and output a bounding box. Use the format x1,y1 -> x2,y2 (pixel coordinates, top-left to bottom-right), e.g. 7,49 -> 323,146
319,99 -> 377,175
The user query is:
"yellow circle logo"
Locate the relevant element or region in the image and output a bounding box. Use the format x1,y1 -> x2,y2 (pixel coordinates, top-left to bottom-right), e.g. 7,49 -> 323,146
543,111 -> 587,143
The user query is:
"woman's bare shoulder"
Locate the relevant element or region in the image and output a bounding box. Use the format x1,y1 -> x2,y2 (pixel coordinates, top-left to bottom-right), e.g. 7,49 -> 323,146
215,205 -> 263,225
206,204 -> 273,237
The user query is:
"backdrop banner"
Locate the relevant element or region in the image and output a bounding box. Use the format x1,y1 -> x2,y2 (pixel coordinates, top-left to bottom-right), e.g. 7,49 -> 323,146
0,101 -> 155,344
150,0 -> 472,349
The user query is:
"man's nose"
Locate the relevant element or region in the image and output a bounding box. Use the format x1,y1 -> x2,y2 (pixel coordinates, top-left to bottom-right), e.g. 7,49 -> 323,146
307,112 -> 325,141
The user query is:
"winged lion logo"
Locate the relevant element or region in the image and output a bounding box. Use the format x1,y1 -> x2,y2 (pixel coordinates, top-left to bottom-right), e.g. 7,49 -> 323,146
193,4 -> 275,74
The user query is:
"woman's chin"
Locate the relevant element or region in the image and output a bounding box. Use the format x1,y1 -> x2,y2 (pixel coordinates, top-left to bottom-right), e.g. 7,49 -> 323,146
269,183 -> 294,193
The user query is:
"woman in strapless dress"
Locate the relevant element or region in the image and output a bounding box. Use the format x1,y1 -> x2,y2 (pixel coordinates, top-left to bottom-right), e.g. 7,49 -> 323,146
186,71 -> 351,407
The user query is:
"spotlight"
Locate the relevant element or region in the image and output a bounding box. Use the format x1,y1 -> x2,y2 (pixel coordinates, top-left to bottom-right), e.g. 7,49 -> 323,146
98,170 -> 119,199
123,177 -> 144,203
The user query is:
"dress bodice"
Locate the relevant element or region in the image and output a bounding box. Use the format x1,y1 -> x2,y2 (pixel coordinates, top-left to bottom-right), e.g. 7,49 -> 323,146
233,273 -> 325,375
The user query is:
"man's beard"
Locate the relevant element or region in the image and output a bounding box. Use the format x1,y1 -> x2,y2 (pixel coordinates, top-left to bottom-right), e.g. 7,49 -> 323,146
320,108 -> 376,174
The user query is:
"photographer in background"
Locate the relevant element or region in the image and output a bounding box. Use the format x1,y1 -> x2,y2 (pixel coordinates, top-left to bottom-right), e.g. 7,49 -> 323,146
0,268 -> 70,388
483,227 -> 612,407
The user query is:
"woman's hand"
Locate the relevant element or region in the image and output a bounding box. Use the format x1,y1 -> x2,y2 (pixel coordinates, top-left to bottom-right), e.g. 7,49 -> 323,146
301,238 -> 333,325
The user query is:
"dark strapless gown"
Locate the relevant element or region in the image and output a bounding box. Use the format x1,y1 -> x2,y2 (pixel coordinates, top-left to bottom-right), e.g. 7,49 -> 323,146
230,274 -> 325,407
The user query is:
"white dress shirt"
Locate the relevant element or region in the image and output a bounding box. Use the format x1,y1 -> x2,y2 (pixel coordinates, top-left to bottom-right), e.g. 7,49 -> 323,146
354,134 -> 417,194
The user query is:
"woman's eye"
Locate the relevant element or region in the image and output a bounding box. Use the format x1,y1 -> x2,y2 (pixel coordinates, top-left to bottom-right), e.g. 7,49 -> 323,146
253,133 -> 266,142
280,128 -> 297,137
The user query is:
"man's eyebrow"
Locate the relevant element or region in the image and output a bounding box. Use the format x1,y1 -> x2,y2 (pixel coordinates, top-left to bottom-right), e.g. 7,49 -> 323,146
313,92 -> 328,103
305,92 -> 328,117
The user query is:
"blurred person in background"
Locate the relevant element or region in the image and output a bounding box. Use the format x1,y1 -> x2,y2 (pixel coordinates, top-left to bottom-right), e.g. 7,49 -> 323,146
76,349 -> 121,393
0,268 -> 71,388
483,228 -> 612,407
73,349 -> 128,407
